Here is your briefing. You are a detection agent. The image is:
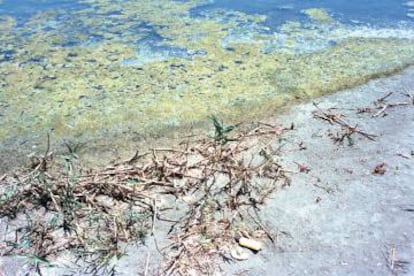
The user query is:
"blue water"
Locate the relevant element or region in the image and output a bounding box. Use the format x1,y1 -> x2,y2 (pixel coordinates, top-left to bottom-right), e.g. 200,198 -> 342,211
0,0 -> 411,58
0,0 -> 412,52
1,0 -> 412,30
2,0 -> 408,25
0,0 -> 88,21
191,0 -> 410,28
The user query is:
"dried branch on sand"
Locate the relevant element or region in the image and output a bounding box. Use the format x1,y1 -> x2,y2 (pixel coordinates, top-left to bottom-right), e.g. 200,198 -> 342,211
0,121 -> 290,275
312,102 -> 377,144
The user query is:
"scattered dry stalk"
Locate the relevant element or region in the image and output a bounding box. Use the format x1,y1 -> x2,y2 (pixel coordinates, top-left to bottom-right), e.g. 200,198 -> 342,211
312,102 -> 377,143
357,91 -> 414,117
0,122 -> 290,275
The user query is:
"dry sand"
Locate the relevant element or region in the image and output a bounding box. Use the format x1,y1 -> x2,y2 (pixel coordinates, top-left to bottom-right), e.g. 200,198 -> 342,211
1,67 -> 414,275
220,68 -> 414,275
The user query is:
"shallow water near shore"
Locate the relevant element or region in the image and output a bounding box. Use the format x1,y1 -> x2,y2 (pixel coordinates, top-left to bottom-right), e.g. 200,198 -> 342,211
1,0 -> 414,170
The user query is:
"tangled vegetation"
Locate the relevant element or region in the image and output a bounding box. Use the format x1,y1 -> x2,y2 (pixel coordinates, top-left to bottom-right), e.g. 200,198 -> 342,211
0,119 -> 291,274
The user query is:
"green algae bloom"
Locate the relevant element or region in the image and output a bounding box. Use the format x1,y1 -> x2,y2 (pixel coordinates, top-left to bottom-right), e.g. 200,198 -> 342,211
1,0 -> 414,155
303,8 -> 334,23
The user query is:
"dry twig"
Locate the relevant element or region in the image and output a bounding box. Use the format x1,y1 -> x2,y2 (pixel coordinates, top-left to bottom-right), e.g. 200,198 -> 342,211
312,102 -> 377,143
0,121 -> 290,275
357,91 -> 414,117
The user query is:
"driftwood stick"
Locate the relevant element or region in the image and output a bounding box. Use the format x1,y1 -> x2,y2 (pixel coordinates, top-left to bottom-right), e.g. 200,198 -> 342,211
312,102 -> 377,141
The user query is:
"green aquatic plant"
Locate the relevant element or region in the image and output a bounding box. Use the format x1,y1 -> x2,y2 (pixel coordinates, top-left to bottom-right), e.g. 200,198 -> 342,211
303,8 -> 334,23
208,115 -> 239,144
1,0 -> 414,159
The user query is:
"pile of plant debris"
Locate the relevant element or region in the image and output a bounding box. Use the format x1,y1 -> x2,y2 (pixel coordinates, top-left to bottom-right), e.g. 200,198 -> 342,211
0,117 -> 291,275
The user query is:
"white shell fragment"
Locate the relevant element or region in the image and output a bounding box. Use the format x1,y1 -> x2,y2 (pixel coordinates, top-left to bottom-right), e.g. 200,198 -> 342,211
238,237 -> 263,251
230,247 -> 250,261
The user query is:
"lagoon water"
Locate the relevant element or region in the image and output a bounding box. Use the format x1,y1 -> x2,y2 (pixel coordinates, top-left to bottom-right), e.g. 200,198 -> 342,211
0,0 -> 414,159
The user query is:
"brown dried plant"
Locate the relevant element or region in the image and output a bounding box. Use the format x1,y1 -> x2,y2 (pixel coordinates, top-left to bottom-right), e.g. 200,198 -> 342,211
0,120 -> 290,275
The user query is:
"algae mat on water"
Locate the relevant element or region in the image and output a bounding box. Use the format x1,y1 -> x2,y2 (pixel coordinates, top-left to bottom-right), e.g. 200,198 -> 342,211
1,0 -> 414,146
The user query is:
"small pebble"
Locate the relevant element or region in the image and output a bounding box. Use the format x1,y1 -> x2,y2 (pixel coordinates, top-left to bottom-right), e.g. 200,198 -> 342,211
238,237 -> 263,251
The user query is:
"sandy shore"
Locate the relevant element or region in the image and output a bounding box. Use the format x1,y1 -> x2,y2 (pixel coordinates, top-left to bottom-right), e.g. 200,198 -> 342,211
219,67 -> 414,275
123,67 -> 413,275
1,67 -> 414,275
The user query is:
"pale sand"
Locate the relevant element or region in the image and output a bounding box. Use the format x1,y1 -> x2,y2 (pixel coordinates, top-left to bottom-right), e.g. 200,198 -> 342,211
220,68 -> 414,275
